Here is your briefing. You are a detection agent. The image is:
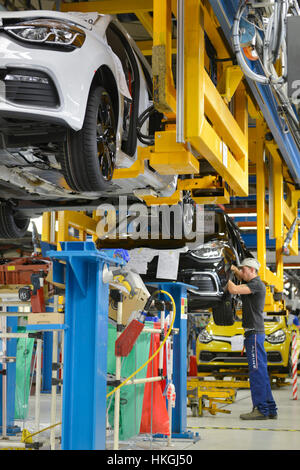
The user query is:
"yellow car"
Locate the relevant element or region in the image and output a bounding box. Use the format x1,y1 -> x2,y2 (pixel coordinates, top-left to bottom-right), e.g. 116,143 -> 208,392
196,314 -> 299,375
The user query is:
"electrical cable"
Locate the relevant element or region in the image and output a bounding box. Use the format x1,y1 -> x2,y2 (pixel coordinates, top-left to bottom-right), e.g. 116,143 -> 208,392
136,105 -> 158,146
23,421 -> 62,443
232,0 -> 300,148
106,289 -> 176,399
233,19 -> 269,83
23,291 -> 174,445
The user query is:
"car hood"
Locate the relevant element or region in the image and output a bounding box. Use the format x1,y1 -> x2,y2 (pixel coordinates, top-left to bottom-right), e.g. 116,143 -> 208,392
205,318 -> 288,336
206,321 -> 244,336
264,319 -> 287,335
0,9 -> 107,32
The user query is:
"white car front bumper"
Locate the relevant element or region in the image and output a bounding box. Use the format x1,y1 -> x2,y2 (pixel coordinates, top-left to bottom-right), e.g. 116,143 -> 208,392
0,30 -> 118,131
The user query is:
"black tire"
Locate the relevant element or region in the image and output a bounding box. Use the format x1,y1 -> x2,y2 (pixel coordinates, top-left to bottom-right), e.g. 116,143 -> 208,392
59,85 -> 116,192
0,205 -> 30,239
212,292 -> 235,326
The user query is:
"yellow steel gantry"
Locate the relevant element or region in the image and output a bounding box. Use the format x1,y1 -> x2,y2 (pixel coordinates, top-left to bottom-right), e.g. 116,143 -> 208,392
41,0 -> 300,312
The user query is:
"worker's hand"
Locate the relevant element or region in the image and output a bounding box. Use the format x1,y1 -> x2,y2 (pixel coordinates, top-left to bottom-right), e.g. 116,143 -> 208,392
230,264 -> 242,281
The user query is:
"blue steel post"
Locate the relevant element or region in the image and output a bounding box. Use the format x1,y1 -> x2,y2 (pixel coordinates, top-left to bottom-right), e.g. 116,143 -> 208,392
47,242 -> 124,450
0,312 -> 20,435
41,332 -> 52,393
149,282 -> 198,440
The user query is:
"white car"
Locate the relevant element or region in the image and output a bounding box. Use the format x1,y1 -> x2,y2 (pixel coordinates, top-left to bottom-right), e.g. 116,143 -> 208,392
0,10 -> 177,238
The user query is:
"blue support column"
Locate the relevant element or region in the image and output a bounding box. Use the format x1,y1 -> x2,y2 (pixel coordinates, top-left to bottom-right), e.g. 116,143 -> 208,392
41,332 -> 52,393
47,242 -> 124,450
0,311 -> 20,435
148,282 -> 199,441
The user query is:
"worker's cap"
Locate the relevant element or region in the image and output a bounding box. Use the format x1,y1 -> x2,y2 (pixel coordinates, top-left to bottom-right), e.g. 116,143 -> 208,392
238,258 -> 260,271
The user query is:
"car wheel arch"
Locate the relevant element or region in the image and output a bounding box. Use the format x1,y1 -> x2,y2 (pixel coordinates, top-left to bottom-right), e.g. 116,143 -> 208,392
92,65 -> 120,126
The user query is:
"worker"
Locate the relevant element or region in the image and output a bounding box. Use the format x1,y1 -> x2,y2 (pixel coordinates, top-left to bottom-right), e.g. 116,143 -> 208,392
287,308 -> 300,330
227,258 -> 278,420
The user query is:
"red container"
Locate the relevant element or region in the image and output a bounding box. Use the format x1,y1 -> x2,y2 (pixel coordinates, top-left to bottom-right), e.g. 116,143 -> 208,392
0,257 -> 51,285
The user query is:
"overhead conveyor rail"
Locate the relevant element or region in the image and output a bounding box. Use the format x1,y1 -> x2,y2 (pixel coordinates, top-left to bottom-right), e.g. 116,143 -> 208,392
209,0 -> 300,186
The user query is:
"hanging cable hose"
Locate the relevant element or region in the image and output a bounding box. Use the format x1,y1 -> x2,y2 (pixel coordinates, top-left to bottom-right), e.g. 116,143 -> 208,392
106,290 -> 176,399
233,0 -> 288,85
232,0 -> 300,146
136,105 -> 161,146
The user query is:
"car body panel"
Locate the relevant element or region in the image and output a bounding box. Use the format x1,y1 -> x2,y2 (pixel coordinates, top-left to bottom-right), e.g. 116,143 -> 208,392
0,10 -> 177,212
196,316 -> 299,372
0,12 -> 130,131
142,210 -> 252,311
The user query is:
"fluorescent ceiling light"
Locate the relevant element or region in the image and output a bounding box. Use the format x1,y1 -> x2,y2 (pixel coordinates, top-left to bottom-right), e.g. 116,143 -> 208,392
227,213 -> 257,217
238,226 -> 269,231
284,266 -> 300,270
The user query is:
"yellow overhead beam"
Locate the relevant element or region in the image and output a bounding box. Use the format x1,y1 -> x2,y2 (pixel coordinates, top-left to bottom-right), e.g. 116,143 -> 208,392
42,212 -> 57,245
137,40 -> 176,56
253,121 -> 283,292
135,12 -> 153,37
150,131 -> 199,175
42,210 -> 100,247
62,0 -> 248,198
113,132 -> 199,183
184,0 -> 248,197
289,189 -> 300,257
217,65 -> 244,103
139,190 -> 182,206
272,155 -> 284,284
112,146 -> 152,180
202,1 -> 230,59
264,286 -> 285,313
254,120 -> 267,281
266,139 -> 299,256
190,189 -> 230,205
204,72 -> 247,163
235,83 -> 248,162
177,175 -> 219,191
283,199 -> 296,229
60,0 -> 153,13
152,0 -> 176,114
177,175 -> 230,204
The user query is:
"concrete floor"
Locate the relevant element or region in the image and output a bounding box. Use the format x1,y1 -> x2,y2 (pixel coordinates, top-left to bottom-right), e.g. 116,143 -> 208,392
115,376 -> 300,451
11,376 -> 300,451
183,381 -> 300,451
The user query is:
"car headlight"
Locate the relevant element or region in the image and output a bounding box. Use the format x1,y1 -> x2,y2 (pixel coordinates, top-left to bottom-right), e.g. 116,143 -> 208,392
5,19 -> 86,48
198,329 -> 213,344
191,241 -> 223,259
265,329 -> 286,344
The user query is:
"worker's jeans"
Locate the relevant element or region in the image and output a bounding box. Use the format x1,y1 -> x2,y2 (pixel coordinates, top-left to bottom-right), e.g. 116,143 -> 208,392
244,333 -> 277,416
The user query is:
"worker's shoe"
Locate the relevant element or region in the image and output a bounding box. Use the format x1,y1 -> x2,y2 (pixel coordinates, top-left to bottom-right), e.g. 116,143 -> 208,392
268,413 -> 278,419
240,407 -> 268,420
